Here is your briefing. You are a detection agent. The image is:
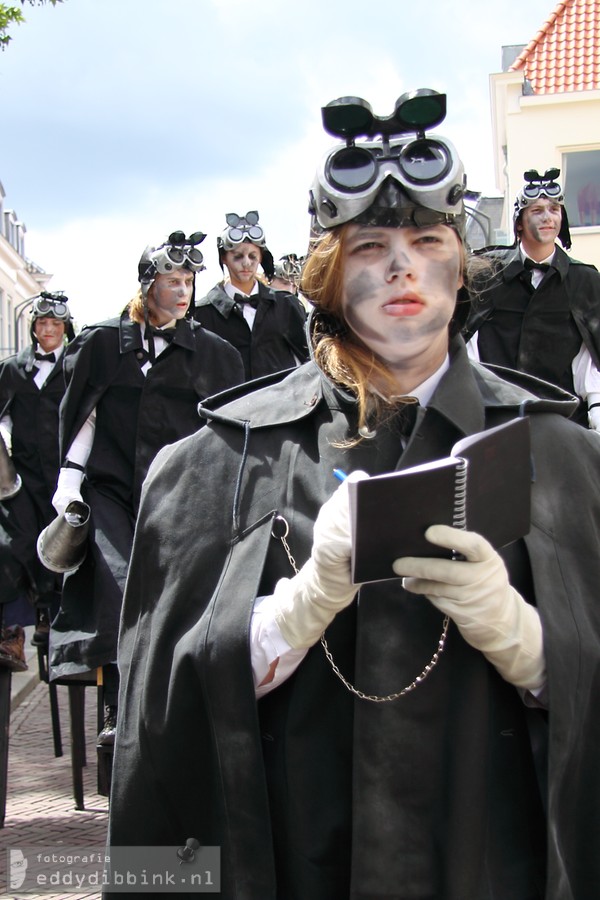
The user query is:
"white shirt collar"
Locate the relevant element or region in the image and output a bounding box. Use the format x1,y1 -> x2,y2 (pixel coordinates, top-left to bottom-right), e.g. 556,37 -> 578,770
381,354 -> 450,409
519,244 -> 556,266
35,342 -> 65,361
411,355 -> 450,407
224,280 -> 259,300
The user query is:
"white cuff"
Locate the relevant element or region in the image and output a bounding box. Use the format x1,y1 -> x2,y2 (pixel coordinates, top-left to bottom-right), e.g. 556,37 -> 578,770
66,410 -> 96,466
251,594 -> 308,697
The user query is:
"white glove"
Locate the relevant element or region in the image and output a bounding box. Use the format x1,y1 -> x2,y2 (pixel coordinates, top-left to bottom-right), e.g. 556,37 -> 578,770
392,525 -> 546,692
273,471 -> 369,649
587,405 -> 600,432
0,422 -> 12,455
52,466 -> 84,517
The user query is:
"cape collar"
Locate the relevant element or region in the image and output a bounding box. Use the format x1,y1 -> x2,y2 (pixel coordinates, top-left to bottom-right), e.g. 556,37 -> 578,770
118,311 -> 196,355
503,243 -> 569,283
200,282 -> 276,319
18,343 -> 64,375
198,337 -> 577,433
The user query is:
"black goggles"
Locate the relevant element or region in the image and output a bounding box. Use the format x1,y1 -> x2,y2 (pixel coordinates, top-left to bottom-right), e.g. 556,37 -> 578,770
224,211 -> 264,244
32,296 -> 69,320
326,138 -> 452,194
164,231 -> 206,266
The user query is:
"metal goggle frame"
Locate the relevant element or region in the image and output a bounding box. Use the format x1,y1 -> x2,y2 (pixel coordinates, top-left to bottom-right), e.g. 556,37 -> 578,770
221,211 -> 266,249
31,293 -> 70,321
275,254 -> 303,281
516,168 -> 564,210
150,231 -> 206,276
309,89 -> 465,229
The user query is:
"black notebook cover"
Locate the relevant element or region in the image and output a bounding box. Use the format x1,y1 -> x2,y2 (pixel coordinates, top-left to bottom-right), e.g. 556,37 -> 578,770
348,417 -> 531,583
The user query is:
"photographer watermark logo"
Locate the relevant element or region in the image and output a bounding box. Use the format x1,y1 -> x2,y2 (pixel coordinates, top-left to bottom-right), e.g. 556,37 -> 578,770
5,844 -> 220,893
9,849 -> 28,890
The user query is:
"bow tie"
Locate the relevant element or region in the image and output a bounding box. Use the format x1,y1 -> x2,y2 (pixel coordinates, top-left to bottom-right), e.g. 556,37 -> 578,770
523,259 -> 552,272
233,292 -> 258,309
145,326 -> 177,343
34,351 -> 56,362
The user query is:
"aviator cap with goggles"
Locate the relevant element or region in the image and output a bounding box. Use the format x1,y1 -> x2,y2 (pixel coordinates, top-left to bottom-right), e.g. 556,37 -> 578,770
513,168 -> 571,249
30,291 -> 74,344
309,88 -> 466,233
217,211 -> 267,252
31,291 -> 71,323
217,211 -> 275,278
138,230 -> 206,298
274,253 -> 304,282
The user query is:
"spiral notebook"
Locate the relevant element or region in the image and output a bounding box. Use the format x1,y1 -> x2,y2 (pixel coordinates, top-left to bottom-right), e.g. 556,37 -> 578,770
348,416 -> 531,583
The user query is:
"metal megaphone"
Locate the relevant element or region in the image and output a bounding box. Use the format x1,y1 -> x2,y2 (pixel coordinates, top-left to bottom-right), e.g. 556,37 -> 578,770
36,500 -> 91,574
0,431 -> 21,500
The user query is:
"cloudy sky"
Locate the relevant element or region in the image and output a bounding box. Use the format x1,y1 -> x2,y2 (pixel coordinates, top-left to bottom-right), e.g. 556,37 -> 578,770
1,0 -> 556,327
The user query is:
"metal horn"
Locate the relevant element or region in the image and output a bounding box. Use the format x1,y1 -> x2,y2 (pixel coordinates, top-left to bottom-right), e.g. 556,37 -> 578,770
36,500 -> 91,574
0,432 -> 21,500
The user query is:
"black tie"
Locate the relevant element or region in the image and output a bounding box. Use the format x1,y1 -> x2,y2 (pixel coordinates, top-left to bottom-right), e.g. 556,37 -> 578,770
34,351 -> 56,362
233,292 -> 258,310
522,258 -> 552,294
523,258 -> 551,273
395,400 -> 420,442
358,400 -> 419,444
145,326 -> 176,343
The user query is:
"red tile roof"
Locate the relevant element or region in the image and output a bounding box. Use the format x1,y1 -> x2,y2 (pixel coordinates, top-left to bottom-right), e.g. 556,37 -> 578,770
509,0 -> 600,93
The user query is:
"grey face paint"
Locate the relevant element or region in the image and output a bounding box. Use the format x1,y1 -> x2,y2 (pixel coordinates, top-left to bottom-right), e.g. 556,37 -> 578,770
343,247 -> 459,354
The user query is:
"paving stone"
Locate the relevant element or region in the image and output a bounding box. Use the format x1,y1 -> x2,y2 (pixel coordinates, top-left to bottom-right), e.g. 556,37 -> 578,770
1,678 -> 109,900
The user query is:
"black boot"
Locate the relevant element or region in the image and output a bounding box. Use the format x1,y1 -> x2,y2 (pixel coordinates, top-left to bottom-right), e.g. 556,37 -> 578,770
31,606 -> 51,647
97,705 -> 118,747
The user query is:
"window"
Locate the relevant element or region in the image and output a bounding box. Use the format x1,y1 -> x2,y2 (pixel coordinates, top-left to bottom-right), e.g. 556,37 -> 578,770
562,150 -> 600,227
7,295 -> 13,356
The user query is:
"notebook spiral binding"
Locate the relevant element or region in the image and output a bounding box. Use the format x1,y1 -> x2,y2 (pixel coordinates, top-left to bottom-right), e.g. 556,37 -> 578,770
453,457 -> 469,531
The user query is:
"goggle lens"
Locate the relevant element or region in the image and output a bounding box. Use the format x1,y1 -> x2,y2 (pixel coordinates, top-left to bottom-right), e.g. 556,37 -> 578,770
328,146 -> 377,191
168,230 -> 186,245
327,139 -> 451,194
399,139 -> 450,185
187,248 -> 204,264
226,225 -> 264,244
245,211 -> 259,226
34,299 -> 68,318
523,182 -> 562,198
167,248 -> 185,264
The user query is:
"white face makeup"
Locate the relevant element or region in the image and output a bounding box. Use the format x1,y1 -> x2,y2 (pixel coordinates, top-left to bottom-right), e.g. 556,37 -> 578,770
33,316 -> 66,353
340,224 -> 463,392
148,270 -> 194,326
519,198 -> 562,255
223,243 -> 262,292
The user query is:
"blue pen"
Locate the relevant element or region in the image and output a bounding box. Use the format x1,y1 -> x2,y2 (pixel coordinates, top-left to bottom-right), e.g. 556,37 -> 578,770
333,468 -> 348,482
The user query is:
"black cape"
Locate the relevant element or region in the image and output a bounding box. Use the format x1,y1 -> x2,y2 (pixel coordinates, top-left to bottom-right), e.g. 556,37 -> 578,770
0,345 -> 67,603
193,281 -> 309,380
464,245 -> 600,426
108,340 -> 600,899
50,314 -> 244,676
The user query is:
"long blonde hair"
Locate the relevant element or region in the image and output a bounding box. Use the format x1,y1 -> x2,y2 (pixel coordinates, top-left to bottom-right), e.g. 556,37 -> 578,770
127,285 -> 167,326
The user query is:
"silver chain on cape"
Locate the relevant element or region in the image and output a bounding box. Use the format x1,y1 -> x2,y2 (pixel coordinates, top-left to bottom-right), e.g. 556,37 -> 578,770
274,516 -> 450,703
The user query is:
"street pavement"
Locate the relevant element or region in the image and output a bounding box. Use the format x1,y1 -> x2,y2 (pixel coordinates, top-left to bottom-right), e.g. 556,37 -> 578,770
1,628 -> 109,900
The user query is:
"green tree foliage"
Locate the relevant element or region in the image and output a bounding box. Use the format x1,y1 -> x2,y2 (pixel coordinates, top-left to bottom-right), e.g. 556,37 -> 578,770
0,0 -> 64,49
